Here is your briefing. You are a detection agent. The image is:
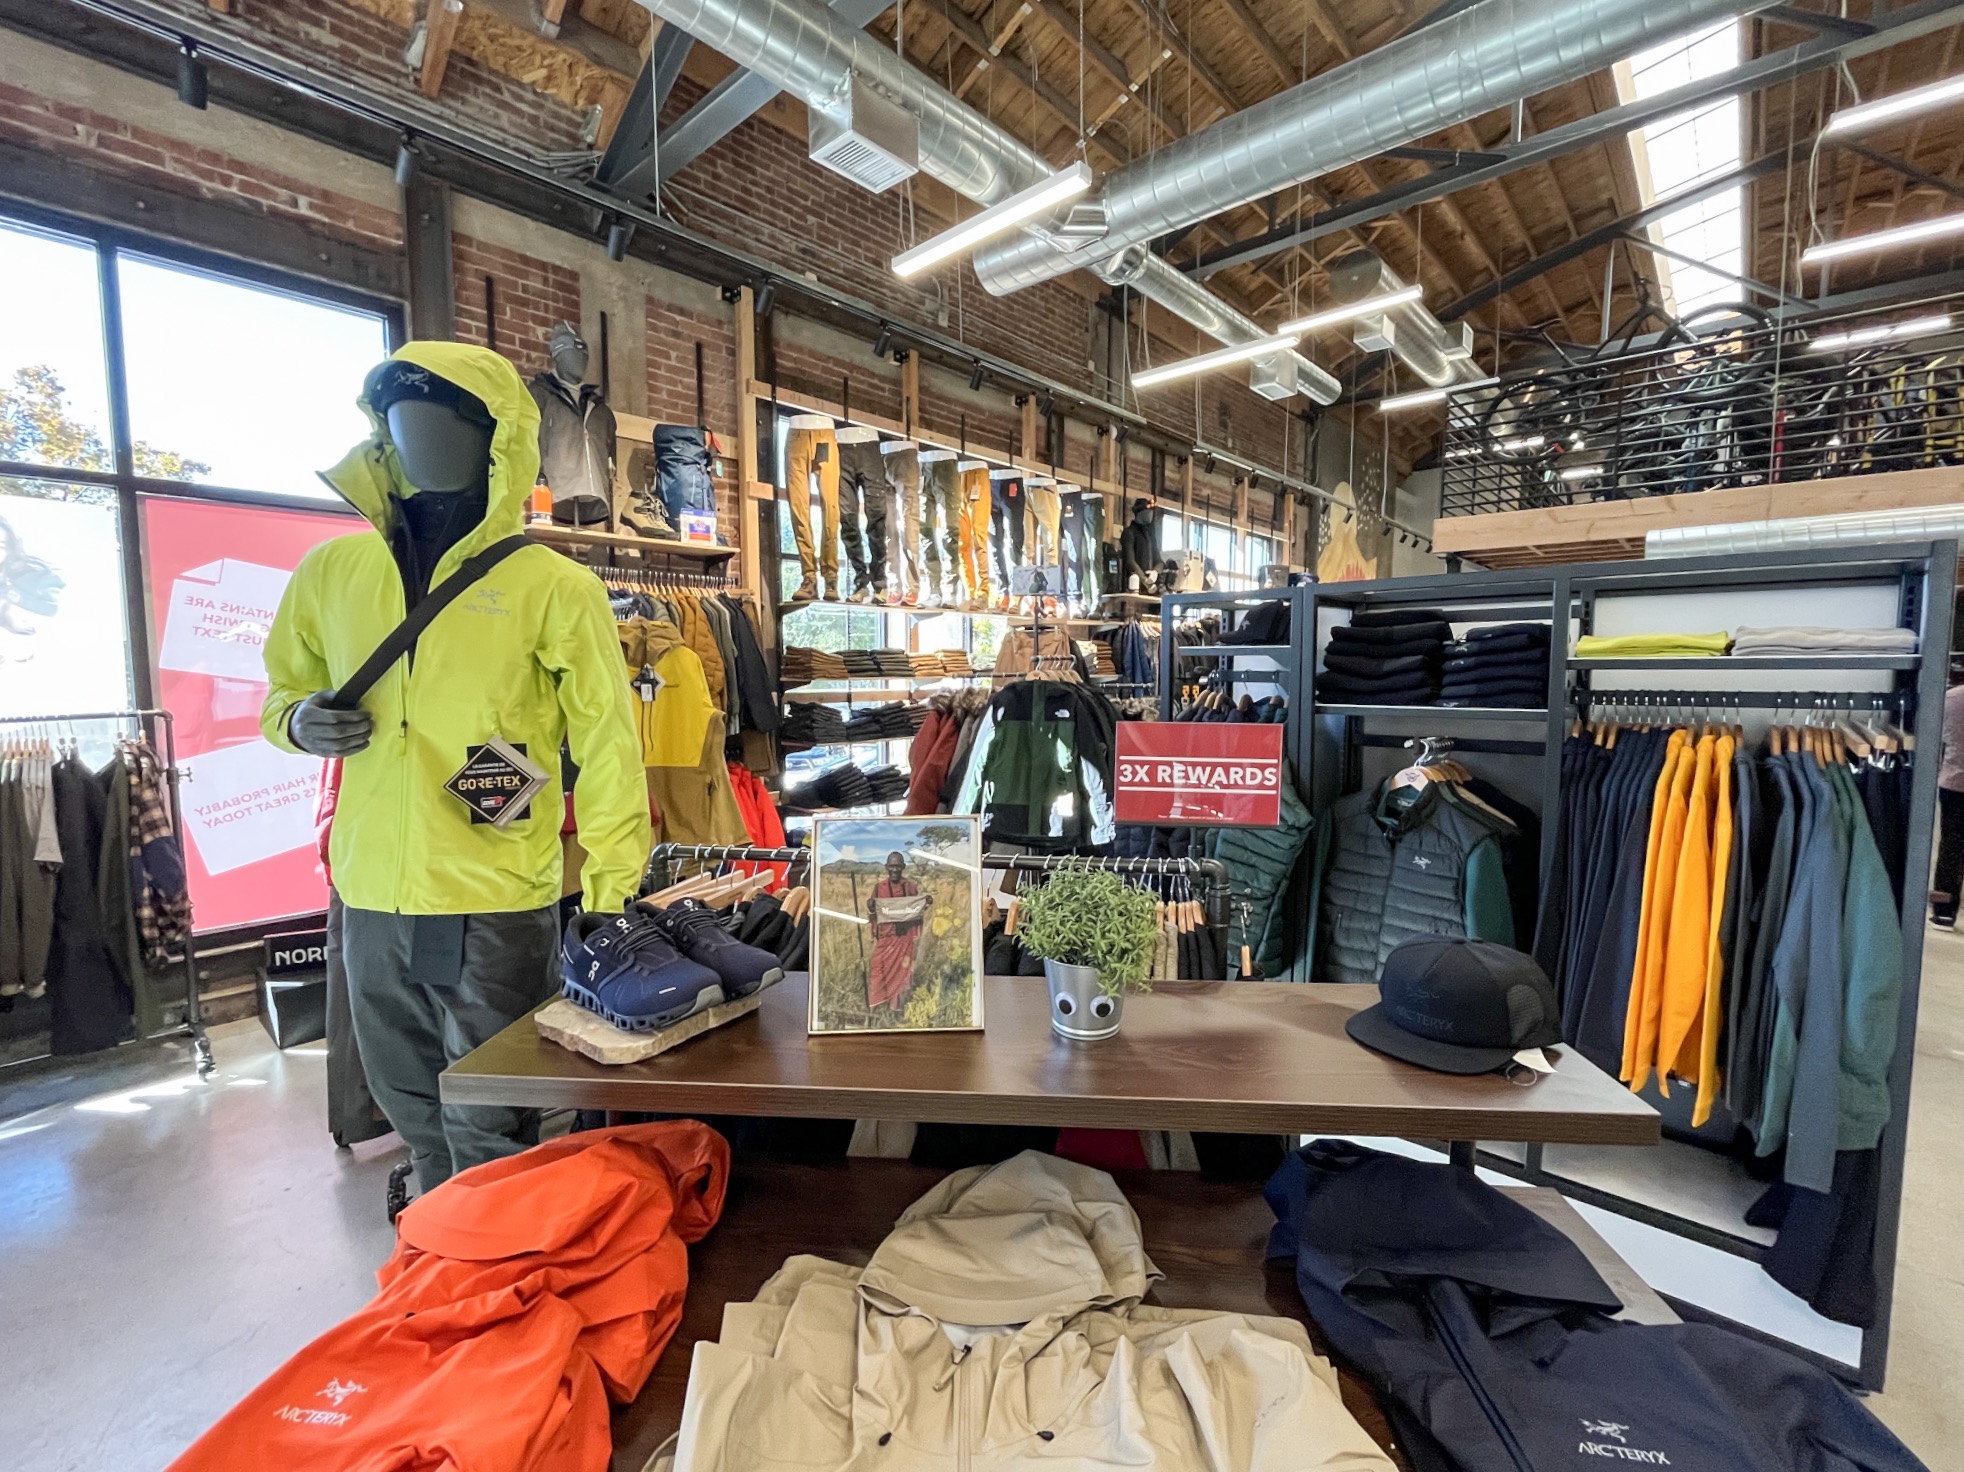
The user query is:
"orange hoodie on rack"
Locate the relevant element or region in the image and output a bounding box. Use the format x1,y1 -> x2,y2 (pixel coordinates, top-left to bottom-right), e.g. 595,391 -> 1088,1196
165,1121 -> 728,1472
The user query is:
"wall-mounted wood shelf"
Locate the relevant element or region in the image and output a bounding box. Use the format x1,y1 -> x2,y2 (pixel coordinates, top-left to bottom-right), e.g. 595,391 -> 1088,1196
526,523 -> 736,559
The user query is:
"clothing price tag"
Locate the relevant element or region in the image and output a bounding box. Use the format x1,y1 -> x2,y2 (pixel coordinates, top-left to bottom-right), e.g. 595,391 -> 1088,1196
443,737 -> 548,827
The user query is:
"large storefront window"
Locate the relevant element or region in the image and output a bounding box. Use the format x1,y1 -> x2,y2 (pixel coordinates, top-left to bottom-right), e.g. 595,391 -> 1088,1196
0,203 -> 396,932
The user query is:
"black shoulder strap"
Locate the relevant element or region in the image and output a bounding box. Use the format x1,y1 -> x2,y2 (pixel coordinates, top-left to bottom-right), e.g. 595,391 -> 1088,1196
324,534 -> 532,711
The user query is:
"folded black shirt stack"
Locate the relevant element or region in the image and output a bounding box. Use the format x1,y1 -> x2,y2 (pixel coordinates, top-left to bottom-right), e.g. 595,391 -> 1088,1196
783,761 -> 910,812
1438,622 -> 1553,708
1317,608 -> 1450,706
781,701 -> 928,746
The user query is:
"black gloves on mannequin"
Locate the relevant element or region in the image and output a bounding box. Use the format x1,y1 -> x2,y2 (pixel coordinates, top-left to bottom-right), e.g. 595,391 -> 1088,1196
289,695 -> 374,757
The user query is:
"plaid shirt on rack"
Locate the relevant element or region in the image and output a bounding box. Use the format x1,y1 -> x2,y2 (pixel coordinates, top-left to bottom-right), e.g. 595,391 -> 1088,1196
127,742 -> 192,965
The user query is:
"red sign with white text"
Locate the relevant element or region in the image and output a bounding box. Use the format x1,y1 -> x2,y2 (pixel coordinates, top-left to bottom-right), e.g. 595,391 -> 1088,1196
141,495 -> 358,931
1114,722 -> 1284,827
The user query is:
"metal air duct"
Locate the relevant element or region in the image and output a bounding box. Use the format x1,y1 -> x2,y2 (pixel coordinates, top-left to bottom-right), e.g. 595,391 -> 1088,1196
1646,506 -> 1964,559
1325,250 -> 1475,389
970,0 -> 1773,295
631,0 -> 1333,397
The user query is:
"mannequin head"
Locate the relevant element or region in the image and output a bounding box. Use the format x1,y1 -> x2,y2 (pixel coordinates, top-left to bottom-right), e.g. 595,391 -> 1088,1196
387,399 -> 493,495
550,321 -> 590,386
1132,498 -> 1153,528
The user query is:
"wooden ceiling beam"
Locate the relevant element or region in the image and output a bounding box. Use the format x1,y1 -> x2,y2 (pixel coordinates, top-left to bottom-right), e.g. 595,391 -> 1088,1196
419,0 -> 465,98
1883,27 -> 1961,228
1026,0 -> 1185,143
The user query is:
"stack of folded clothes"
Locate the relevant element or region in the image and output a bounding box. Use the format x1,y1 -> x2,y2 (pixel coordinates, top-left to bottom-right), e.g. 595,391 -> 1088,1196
1572,631 -> 1731,659
781,702 -> 851,745
782,762 -> 910,812
1316,608 -> 1449,706
836,649 -> 918,679
911,651 -> 949,678
1438,622 -> 1553,707
779,646 -> 848,684
1731,625 -> 1919,656
842,702 -> 929,741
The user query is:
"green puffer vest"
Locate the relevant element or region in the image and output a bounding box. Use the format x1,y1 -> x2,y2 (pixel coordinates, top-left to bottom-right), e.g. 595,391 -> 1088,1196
1317,783 -> 1504,985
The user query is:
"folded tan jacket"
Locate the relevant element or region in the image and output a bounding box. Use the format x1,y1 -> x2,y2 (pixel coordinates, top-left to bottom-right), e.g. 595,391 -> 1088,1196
661,1151 -> 1394,1471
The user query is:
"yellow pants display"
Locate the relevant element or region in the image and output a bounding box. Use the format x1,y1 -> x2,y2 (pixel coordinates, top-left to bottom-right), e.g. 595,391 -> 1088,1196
958,463 -> 992,605
784,424 -> 839,597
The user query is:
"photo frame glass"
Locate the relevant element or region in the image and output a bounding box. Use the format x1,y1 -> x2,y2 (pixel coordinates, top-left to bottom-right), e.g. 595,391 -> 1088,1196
809,816 -> 983,1035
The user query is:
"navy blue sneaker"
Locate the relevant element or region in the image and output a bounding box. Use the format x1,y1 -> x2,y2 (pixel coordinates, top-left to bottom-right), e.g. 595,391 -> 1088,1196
560,911 -> 727,1033
642,899 -> 785,995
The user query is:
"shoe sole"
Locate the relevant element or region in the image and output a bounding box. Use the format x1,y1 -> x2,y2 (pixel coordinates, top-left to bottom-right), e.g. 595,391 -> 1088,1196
561,977 -> 729,1033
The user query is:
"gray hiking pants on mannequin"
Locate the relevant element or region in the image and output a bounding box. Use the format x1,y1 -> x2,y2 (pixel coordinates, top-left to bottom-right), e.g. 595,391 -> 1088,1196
340,904 -> 558,1191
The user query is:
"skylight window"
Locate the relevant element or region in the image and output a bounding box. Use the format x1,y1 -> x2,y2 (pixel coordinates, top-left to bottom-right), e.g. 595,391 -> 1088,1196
1619,21 -> 1745,315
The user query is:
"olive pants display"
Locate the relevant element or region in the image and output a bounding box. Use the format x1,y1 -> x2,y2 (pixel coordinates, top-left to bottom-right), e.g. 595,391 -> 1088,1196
1025,479 -> 1062,576
340,903 -> 559,1192
784,424 -> 839,597
836,437 -> 890,596
882,445 -> 922,602
919,455 -> 963,605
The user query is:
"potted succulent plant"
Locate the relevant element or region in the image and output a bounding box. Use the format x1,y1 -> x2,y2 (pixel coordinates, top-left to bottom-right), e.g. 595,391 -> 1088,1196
1016,866 -> 1161,1041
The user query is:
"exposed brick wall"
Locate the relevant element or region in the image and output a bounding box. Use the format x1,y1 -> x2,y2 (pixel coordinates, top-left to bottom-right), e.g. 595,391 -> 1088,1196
149,0 -> 588,154
0,78 -> 401,252
451,234 -> 581,378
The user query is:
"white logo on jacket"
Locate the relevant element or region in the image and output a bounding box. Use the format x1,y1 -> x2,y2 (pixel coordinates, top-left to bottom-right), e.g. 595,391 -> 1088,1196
1578,1419 -> 1670,1463
1412,856 -> 1432,870
320,1379 -> 368,1407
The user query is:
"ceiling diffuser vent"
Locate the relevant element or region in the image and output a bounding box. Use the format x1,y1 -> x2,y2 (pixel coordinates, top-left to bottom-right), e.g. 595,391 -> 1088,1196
809,75 -> 919,193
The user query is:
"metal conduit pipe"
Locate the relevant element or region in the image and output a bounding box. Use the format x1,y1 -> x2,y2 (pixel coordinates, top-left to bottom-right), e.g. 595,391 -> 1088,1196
1646,506 -> 1964,558
1325,250 -> 1469,389
629,0 -> 1332,397
971,0 -> 1775,295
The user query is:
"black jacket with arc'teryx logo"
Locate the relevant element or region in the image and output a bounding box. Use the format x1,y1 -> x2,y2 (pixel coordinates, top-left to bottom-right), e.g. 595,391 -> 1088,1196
1265,1141 -> 1928,1472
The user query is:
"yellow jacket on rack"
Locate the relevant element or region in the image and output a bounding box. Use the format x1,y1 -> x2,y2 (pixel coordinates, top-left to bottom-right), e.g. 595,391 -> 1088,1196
619,617 -> 748,846
261,341 -> 649,916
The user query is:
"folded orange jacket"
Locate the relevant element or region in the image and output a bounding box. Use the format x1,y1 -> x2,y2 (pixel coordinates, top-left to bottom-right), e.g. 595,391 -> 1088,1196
166,1120 -> 728,1472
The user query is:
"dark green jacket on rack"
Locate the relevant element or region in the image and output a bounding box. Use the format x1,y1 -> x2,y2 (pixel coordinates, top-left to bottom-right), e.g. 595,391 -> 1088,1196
1202,762 -> 1314,979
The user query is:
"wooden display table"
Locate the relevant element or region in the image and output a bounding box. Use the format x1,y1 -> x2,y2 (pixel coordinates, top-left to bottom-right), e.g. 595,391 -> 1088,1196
604,1157 -> 1675,1472
444,975 -> 1659,1148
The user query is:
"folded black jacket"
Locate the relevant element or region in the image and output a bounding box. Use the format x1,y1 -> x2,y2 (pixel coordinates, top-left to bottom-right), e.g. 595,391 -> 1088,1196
1464,621 -> 1555,645
1445,634 -> 1551,662
1322,651 -> 1443,679
1326,634 -> 1450,661
1444,651 -> 1549,677
1266,1141 -> 1927,1472
1317,674 -> 1440,701
1348,607 -> 1450,630
1328,619 -> 1451,647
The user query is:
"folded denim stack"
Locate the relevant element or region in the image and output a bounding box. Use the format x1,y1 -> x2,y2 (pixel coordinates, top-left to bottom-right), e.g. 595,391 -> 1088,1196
1438,622 -> 1553,708
1731,625 -> 1919,656
782,762 -> 910,812
1316,608 -> 1450,706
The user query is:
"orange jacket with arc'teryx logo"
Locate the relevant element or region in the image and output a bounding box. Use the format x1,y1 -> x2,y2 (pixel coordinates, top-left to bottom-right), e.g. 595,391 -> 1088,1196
165,1121 -> 728,1472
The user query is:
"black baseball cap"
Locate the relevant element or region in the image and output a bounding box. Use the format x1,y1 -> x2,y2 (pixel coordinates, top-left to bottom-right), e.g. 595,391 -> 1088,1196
365,359 -> 494,427
1346,937 -> 1562,1075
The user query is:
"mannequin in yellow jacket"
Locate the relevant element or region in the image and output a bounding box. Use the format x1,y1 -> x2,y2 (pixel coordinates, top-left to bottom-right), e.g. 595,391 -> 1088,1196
262,343 -> 648,1191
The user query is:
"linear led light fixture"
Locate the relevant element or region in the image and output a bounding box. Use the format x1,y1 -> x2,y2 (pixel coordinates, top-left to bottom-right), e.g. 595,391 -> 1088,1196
891,162 -> 1093,279
1808,313 -> 1955,352
1375,375 -> 1499,413
1825,73 -> 1964,136
1275,284 -> 1424,335
1132,333 -> 1303,390
1801,211 -> 1964,265
1559,464 -> 1604,482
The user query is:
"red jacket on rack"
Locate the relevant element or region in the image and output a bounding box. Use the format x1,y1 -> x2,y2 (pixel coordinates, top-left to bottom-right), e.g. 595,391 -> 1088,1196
905,708 -> 961,815
165,1121 -> 728,1472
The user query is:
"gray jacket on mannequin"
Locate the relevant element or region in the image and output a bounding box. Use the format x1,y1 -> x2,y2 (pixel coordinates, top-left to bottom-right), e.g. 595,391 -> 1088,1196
528,372 -> 616,525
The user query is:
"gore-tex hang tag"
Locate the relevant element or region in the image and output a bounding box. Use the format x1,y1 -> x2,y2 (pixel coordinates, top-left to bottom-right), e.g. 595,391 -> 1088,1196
443,737 -> 549,827
814,441 -> 831,464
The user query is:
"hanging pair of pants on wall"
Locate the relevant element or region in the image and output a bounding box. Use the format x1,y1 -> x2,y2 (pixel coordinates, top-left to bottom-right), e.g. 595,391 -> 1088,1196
1059,489 -> 1086,603
882,444 -> 921,604
835,434 -> 889,597
783,417 -> 837,598
957,462 -> 992,606
1078,491 -> 1105,606
1024,478 -> 1062,593
918,451 -> 963,605
990,471 -> 1025,595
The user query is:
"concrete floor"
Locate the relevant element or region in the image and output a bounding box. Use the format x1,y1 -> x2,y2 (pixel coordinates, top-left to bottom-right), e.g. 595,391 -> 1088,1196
2,945 -> 1962,1472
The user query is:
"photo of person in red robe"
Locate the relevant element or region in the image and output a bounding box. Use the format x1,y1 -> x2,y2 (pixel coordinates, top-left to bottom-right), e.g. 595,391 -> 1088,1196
867,851 -> 931,1009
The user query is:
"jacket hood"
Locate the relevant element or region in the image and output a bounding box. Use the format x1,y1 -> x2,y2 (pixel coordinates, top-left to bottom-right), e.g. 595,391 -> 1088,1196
859,1151 -> 1161,1325
1265,1140 -> 1622,1337
322,341 -> 542,568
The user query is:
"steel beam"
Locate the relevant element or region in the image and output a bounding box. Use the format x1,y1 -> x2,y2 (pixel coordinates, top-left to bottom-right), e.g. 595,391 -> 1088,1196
1839,138 -> 1964,203
1614,230 -> 1814,309
650,20 -> 693,109
595,56 -> 660,199
1188,0 -> 1964,279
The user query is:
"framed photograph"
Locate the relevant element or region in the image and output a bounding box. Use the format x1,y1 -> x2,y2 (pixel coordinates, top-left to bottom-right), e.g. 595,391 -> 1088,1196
809,816 -> 984,1035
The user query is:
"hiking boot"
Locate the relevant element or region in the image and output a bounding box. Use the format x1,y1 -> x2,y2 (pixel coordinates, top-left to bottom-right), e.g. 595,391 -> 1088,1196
560,911 -> 726,1032
642,899 -> 784,995
789,580 -> 819,604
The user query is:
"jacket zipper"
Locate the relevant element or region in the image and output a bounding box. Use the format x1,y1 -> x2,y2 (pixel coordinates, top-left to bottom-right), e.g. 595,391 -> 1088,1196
1424,1283 -> 1537,1472
954,1344 -> 973,1472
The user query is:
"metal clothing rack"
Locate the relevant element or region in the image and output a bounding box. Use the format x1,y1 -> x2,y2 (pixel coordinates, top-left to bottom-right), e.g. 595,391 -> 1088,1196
0,708 -> 211,1076
1301,542 -> 1956,1392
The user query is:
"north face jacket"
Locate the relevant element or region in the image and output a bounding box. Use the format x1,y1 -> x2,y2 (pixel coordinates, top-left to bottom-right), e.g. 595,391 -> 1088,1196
1266,1140 -> 1929,1472
262,342 -> 649,915
168,1121 -> 729,1472
661,1150 -> 1393,1472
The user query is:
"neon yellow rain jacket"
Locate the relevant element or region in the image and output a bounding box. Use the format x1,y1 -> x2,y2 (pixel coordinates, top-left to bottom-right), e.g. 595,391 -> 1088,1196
261,342 -> 649,915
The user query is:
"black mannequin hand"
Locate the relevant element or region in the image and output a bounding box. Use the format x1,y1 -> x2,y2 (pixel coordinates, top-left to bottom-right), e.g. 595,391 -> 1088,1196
288,693 -> 374,757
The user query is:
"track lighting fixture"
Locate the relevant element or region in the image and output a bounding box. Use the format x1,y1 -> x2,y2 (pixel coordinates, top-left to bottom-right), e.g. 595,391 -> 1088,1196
754,279 -> 777,316
176,40 -> 208,110
969,361 -> 986,392
605,218 -> 632,262
873,324 -> 893,359
1202,454 -> 1217,474
394,135 -> 418,189
1036,395 -> 1055,419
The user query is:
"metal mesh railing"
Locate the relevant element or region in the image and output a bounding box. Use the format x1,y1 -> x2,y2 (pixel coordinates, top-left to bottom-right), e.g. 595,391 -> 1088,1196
1439,291 -> 1964,519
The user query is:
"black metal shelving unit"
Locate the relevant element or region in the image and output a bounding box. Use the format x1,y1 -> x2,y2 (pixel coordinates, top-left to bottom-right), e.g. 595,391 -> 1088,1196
1296,541 -> 1955,1392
